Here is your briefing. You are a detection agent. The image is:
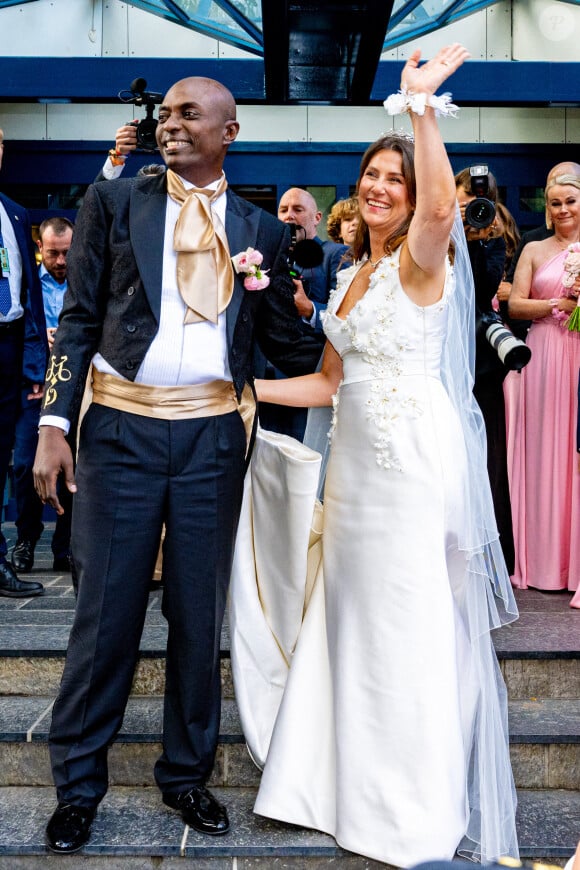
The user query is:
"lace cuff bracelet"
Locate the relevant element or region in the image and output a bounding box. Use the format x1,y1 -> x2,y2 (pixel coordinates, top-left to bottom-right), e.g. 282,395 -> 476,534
383,88 -> 459,118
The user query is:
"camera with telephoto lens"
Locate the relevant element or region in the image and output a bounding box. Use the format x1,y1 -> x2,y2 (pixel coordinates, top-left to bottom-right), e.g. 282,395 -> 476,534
465,165 -> 496,230
285,222 -> 324,278
118,78 -> 163,152
480,310 -> 531,371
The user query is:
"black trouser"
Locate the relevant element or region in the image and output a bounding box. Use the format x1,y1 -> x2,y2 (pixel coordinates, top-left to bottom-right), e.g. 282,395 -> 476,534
48,403 -> 247,807
0,320 -> 24,559
474,371 -> 515,575
13,385 -> 73,556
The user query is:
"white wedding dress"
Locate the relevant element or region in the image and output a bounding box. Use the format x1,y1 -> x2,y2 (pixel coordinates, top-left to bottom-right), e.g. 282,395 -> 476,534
238,242 -> 519,867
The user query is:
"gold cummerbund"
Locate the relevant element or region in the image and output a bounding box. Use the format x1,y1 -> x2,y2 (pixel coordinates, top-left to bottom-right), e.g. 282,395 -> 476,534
90,368 -> 255,450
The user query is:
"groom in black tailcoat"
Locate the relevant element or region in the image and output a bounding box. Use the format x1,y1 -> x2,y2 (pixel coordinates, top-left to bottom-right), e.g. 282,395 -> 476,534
34,77 -> 321,854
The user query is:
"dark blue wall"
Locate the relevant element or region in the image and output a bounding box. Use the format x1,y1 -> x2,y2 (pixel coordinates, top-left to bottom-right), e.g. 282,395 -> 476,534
1,138 -> 576,231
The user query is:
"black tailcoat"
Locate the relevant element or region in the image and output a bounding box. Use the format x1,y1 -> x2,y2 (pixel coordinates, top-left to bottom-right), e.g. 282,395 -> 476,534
43,173 -> 322,806
41,173 -> 321,425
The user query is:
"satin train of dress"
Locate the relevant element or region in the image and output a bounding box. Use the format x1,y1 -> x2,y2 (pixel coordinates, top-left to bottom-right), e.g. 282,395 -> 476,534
229,428 -> 323,768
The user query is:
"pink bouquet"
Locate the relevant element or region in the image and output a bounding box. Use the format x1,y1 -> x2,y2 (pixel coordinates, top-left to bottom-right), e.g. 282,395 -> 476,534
231,247 -> 270,291
561,243 -> 580,332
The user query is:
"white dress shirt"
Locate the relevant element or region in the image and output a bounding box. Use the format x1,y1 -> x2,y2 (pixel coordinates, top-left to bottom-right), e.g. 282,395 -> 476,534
100,157 -> 126,181
42,175 -> 231,433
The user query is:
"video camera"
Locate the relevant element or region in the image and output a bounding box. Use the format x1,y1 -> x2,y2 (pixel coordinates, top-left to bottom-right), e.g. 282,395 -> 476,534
118,78 -> 163,152
285,223 -> 324,278
465,165 -> 496,230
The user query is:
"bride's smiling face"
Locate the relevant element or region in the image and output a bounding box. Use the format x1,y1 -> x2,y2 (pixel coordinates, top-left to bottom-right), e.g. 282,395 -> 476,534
358,149 -> 411,235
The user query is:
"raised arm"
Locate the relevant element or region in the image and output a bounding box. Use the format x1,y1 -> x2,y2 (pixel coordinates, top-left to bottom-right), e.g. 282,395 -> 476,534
403,44 -> 470,277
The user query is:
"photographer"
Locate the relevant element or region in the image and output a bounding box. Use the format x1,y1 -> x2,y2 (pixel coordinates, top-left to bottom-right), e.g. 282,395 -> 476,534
95,80 -> 165,182
95,122 -> 165,182
455,166 -> 515,573
95,121 -> 138,182
258,188 -> 347,440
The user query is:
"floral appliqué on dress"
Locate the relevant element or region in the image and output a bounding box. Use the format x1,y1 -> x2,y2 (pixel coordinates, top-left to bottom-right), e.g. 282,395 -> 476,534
323,256 -> 422,471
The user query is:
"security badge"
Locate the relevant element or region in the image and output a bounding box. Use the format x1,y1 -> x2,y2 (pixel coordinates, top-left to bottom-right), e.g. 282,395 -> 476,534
0,246 -> 10,276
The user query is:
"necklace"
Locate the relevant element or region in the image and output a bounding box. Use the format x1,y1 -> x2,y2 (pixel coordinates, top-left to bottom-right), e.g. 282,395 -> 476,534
554,237 -> 578,252
368,253 -> 389,269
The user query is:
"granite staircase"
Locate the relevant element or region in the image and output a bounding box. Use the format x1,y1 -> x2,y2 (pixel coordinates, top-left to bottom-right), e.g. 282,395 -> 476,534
0,523 -> 578,868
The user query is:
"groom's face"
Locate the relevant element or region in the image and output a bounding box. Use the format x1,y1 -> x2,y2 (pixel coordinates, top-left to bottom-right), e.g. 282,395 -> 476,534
156,77 -> 239,187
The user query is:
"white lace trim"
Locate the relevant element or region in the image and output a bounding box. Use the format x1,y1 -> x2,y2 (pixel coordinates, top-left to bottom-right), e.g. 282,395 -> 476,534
325,255 -> 424,471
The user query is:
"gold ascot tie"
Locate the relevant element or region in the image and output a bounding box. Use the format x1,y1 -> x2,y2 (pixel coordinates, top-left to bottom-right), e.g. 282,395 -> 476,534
166,169 -> 234,325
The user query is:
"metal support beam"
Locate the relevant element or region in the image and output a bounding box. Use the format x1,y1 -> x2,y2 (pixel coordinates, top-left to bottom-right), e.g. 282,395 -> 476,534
262,0 -> 394,104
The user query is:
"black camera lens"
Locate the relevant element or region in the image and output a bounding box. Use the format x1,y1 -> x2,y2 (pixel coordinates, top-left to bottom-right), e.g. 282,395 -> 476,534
480,311 -> 532,371
485,321 -> 531,371
465,197 -> 496,229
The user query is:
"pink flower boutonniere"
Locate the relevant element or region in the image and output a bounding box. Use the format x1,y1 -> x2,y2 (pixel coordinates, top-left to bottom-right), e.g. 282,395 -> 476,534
231,247 -> 270,291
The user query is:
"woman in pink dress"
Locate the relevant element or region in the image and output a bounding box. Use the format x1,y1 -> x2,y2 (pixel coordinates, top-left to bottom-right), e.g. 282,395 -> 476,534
508,174 -> 580,607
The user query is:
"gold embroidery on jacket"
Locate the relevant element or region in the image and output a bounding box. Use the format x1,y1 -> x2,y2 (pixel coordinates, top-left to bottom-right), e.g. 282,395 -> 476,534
44,355 -> 72,406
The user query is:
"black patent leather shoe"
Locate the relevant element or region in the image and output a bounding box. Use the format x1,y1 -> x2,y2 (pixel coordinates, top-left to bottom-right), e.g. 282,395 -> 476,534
163,786 -> 229,835
46,803 -> 96,853
11,539 -> 35,572
0,559 -> 44,597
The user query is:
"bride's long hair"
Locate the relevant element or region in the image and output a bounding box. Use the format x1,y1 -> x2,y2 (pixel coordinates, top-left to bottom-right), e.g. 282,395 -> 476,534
352,133 -> 416,262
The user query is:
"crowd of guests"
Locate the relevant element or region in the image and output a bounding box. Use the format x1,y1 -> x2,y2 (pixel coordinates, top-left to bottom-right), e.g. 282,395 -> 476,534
0,55 -> 578,865
451,158 -> 580,608
0,156 -> 75,598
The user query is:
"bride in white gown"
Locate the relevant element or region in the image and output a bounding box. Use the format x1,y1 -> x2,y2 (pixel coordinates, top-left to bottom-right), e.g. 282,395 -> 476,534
251,44 -> 519,867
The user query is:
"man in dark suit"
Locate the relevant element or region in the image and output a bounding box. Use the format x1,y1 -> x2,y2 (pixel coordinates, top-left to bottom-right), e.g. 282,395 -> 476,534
259,187 -> 347,439
277,187 -> 347,336
11,217 -> 75,576
33,77 -> 321,854
0,128 -> 47,598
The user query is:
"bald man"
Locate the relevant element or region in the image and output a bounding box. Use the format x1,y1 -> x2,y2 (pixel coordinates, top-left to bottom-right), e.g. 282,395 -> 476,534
505,161 -> 580,283
277,187 -> 347,332
258,187 -> 347,439
35,76 -> 321,852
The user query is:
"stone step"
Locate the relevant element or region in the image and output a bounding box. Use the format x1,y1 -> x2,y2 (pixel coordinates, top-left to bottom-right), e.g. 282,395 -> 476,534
492,589 -> 580,701
1,529 -> 577,864
0,697 -> 260,791
1,584 -> 578,700
0,785 -> 577,866
0,577 -> 236,698
1,696 -> 578,790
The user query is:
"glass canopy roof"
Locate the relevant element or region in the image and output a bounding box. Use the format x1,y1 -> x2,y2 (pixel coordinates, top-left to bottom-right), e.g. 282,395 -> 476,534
0,0 -> 579,53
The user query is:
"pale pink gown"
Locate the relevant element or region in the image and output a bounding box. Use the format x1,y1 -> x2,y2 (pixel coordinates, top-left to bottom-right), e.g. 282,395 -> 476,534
508,249 -> 580,606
